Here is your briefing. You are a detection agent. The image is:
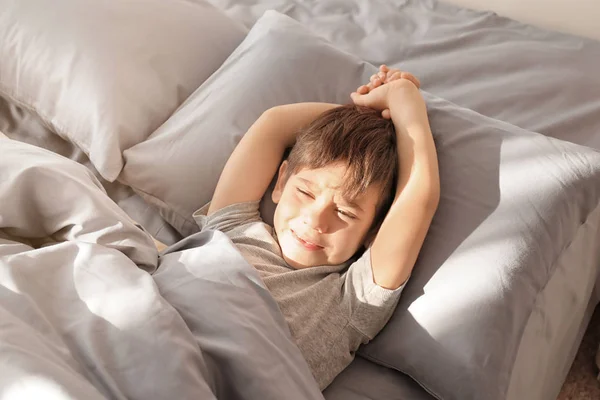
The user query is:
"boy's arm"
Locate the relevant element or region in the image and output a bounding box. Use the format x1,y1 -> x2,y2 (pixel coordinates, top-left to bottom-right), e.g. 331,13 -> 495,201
207,103 -> 339,215
353,78 -> 440,290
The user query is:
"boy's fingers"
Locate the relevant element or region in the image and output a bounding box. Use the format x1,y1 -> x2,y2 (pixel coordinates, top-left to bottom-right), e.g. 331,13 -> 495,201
388,71 -> 402,81
357,85 -> 369,94
386,69 -> 400,80
379,64 -> 389,73
350,92 -> 363,105
378,71 -> 386,80
401,72 -> 421,88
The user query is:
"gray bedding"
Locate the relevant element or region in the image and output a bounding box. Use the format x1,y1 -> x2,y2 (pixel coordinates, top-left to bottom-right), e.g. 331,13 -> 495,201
0,137 -> 323,400
199,2 -> 600,398
208,0 -> 600,151
2,0 -> 600,399
0,94 -> 183,246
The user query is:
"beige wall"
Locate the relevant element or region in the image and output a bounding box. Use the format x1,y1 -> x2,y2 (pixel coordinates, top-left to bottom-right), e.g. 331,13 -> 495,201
441,0 -> 600,41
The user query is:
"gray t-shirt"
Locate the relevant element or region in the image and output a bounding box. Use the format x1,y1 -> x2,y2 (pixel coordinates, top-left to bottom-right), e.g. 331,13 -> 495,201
193,201 -> 406,389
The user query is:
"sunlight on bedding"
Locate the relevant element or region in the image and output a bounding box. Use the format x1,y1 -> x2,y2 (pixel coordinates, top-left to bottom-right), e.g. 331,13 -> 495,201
71,243 -> 158,330
0,263 -> 21,294
2,376 -> 70,400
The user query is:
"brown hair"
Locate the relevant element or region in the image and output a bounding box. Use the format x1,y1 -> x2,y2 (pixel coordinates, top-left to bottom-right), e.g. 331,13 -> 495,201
285,104 -> 398,231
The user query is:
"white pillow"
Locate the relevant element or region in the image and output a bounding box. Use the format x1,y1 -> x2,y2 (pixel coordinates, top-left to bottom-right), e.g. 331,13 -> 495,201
120,10 -> 375,236
0,0 -> 247,181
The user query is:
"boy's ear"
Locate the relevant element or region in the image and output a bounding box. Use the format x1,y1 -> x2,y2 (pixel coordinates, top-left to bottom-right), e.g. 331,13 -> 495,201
272,161 -> 289,204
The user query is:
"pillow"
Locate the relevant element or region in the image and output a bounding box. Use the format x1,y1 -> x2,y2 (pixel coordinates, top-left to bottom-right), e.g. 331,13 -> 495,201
358,94 -> 600,400
0,0 -> 247,181
120,10 -> 375,236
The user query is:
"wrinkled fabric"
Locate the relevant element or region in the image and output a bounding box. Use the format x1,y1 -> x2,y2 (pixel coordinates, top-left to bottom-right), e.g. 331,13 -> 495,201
0,0 -> 246,181
0,137 -> 324,400
208,0 -> 600,151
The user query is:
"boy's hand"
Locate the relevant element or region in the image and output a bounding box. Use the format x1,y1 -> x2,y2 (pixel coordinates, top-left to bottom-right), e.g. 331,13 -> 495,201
351,65 -> 421,120
357,65 -> 421,94
351,65 -> 426,128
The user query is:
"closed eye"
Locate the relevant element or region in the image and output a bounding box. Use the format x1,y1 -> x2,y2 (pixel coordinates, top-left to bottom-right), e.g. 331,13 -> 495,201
337,209 -> 356,219
296,188 -> 314,198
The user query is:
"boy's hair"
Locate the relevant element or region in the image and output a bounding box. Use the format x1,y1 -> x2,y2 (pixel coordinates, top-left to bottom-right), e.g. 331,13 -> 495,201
284,104 -> 398,232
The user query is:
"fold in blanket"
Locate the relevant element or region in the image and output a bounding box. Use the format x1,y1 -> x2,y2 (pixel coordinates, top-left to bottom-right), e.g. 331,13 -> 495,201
0,138 -> 323,399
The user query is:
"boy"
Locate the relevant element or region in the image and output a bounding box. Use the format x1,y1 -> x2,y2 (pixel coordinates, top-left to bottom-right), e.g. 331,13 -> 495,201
193,66 -> 440,389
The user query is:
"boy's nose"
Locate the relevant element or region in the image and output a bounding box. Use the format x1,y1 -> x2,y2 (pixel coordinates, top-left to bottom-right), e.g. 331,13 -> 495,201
303,205 -> 329,233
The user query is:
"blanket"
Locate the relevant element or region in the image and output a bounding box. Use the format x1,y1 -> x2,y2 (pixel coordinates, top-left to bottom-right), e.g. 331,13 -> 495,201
0,137 -> 323,400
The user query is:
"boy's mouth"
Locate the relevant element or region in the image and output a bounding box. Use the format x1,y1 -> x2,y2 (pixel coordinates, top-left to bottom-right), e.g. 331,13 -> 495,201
291,230 -> 323,251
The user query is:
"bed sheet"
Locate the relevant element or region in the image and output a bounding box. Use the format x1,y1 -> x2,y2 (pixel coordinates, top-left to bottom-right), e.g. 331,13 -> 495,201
442,0 -> 600,41
324,356 -> 436,400
207,0 -> 600,151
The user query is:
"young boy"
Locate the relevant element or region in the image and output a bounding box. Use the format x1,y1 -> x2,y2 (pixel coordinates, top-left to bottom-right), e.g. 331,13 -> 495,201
193,66 -> 440,389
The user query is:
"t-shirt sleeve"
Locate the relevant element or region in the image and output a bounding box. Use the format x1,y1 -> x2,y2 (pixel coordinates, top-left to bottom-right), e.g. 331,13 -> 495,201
192,201 -> 262,233
343,248 -> 408,340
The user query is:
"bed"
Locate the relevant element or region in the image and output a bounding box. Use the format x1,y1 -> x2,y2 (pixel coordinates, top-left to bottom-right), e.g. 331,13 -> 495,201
1,0 -> 600,399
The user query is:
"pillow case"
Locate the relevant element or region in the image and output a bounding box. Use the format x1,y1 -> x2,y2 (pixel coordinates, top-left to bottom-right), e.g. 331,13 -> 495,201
120,10 -> 374,236
358,94 -> 600,400
0,0 -> 247,181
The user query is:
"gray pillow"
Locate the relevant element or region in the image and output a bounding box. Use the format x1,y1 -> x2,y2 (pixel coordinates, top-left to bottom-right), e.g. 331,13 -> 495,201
120,10 -> 375,236
359,94 -> 600,400
0,0 -> 247,181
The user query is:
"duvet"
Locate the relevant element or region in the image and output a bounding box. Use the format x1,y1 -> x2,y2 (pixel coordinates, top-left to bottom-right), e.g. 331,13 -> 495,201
0,138 -> 323,400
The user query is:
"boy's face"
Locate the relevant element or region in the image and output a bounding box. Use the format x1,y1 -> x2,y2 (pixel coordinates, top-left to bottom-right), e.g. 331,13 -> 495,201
271,161 -> 381,269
